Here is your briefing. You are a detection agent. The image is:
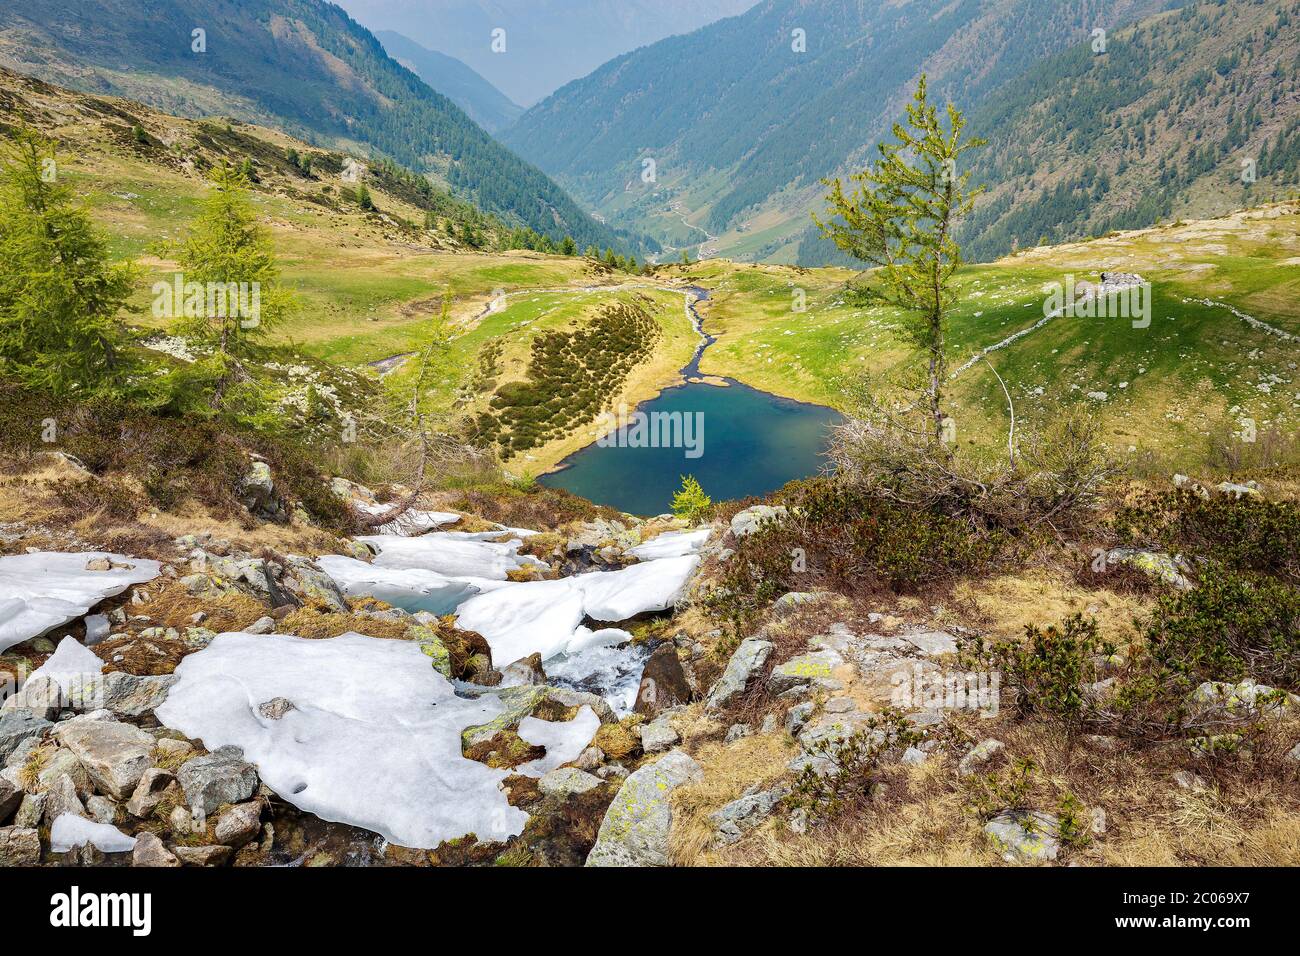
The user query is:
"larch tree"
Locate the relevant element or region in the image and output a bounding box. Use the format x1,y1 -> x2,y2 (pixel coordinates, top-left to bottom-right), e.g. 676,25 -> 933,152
814,75 -> 984,443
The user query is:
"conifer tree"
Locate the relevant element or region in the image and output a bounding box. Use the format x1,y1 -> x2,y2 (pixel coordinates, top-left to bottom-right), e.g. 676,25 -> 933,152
0,129 -> 136,397
815,75 -> 984,442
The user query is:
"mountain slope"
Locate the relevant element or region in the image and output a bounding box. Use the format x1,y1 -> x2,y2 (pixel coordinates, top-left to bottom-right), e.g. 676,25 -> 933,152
338,0 -> 759,106
374,29 -> 521,133
957,0 -> 1300,260
0,0 -> 636,253
501,0 -> 1187,262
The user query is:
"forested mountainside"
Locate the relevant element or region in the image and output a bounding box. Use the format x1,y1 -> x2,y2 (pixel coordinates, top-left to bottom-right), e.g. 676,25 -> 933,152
374,29 -> 521,133
502,0 -> 1181,263
0,0 -> 642,254
955,0 -> 1300,261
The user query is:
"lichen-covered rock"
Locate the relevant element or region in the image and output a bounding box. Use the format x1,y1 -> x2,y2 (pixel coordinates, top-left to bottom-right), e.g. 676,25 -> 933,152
177,746 -> 258,815
768,649 -> 842,695
1105,548 -> 1192,589
52,716 -> 154,800
538,767 -> 603,799
984,811 -> 1060,863
639,719 -> 680,754
1187,679 -> 1299,720
460,685 -> 549,749
238,459 -> 280,518
173,844 -> 233,866
586,749 -> 703,867
68,672 -> 177,718
706,637 -> 774,710
959,739 -> 1006,778
0,775 -> 20,823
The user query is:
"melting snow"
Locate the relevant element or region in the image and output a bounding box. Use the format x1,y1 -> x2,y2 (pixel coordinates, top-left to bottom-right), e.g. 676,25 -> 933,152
0,552 -> 161,654
625,529 -> 712,561
359,532 -> 547,580
516,705 -> 601,777
28,636 -> 103,691
155,632 -> 529,849
50,814 -> 137,854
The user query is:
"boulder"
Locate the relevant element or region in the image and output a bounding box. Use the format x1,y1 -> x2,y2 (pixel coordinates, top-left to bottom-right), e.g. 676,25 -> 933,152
86,795 -> 119,825
14,793 -> 45,829
538,767 -> 603,799
499,653 -> 546,688
126,768 -> 175,818
710,785 -> 790,846
958,739 -> 1006,778
984,811 -> 1060,863
901,630 -> 958,657
69,672 -> 176,718
586,749 -> 703,867
705,637 -> 774,711
173,844 -> 233,867
238,459 -> 280,518
177,747 -> 259,815
729,505 -> 787,539
634,643 -> 692,716
0,826 -> 41,865
0,776 -> 20,823
785,702 -> 815,736
52,716 -> 155,800
43,774 -> 87,827
36,749 -> 93,799
639,719 -> 680,754
768,650 -> 842,695
132,831 -> 180,868
0,711 -> 52,763
214,800 -> 263,848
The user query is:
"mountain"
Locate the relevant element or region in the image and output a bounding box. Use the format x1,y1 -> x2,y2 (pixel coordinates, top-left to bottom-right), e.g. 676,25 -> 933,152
956,0 -> 1300,261
501,0 -> 1198,263
373,29 -> 521,133
0,0 -> 638,253
335,0 -> 759,106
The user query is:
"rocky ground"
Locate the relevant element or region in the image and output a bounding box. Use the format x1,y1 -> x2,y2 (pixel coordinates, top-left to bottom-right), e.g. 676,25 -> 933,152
1,456 -> 1298,868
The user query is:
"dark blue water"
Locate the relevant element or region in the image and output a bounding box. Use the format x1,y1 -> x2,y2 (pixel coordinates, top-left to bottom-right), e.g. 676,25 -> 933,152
540,379 -> 841,515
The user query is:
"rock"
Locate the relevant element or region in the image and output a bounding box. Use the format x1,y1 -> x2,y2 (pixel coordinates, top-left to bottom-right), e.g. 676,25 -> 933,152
760,714 -> 779,735
789,807 -> 808,834
499,653 -> 546,688
43,774 -> 86,826
574,746 -> 604,771
246,616 -> 276,635
1187,679 -> 1299,720
711,785 -> 790,846
0,711 -> 52,763
1,675 -> 61,720
1287,743 -> 1300,764
86,795 -> 118,825
901,630 -> 958,657
1105,548 -> 1192,590
177,747 -> 259,815
1173,770 -> 1207,791
724,723 -> 752,743
586,750 -> 703,867
173,844 -> 232,866
52,716 -> 154,800
257,697 -> 297,721
730,505 -> 787,539
14,793 -> 45,828
238,459 -> 280,518
639,719 -> 680,754
0,826 -> 41,865
127,768 -> 176,818
706,637 -> 774,710
824,697 -> 855,714
70,672 -> 176,718
901,746 -> 928,766
1216,481 -> 1259,499
538,767 -> 603,799
169,806 -> 197,836
768,650 -> 842,695
132,831 -> 180,868
634,643 -> 692,716
36,749 -> 92,798
0,776 -> 20,823
785,702 -> 815,736
984,811 -> 1060,863
958,739 -> 1005,778
774,591 -> 824,609
214,800 -> 263,848
282,556 -> 348,613
1089,807 -> 1108,836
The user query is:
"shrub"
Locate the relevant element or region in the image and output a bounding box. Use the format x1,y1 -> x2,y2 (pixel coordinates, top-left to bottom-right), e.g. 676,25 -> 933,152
960,614 -> 1113,726
786,710 -> 920,820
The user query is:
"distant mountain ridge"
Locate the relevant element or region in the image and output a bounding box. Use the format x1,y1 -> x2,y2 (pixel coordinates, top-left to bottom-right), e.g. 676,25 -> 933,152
0,0 -> 641,253
337,0 -> 759,106
503,0 -> 1222,264
374,29 -> 521,133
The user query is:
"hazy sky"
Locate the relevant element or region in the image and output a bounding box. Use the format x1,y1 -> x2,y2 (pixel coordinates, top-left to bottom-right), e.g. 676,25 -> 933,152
335,0 -> 760,106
